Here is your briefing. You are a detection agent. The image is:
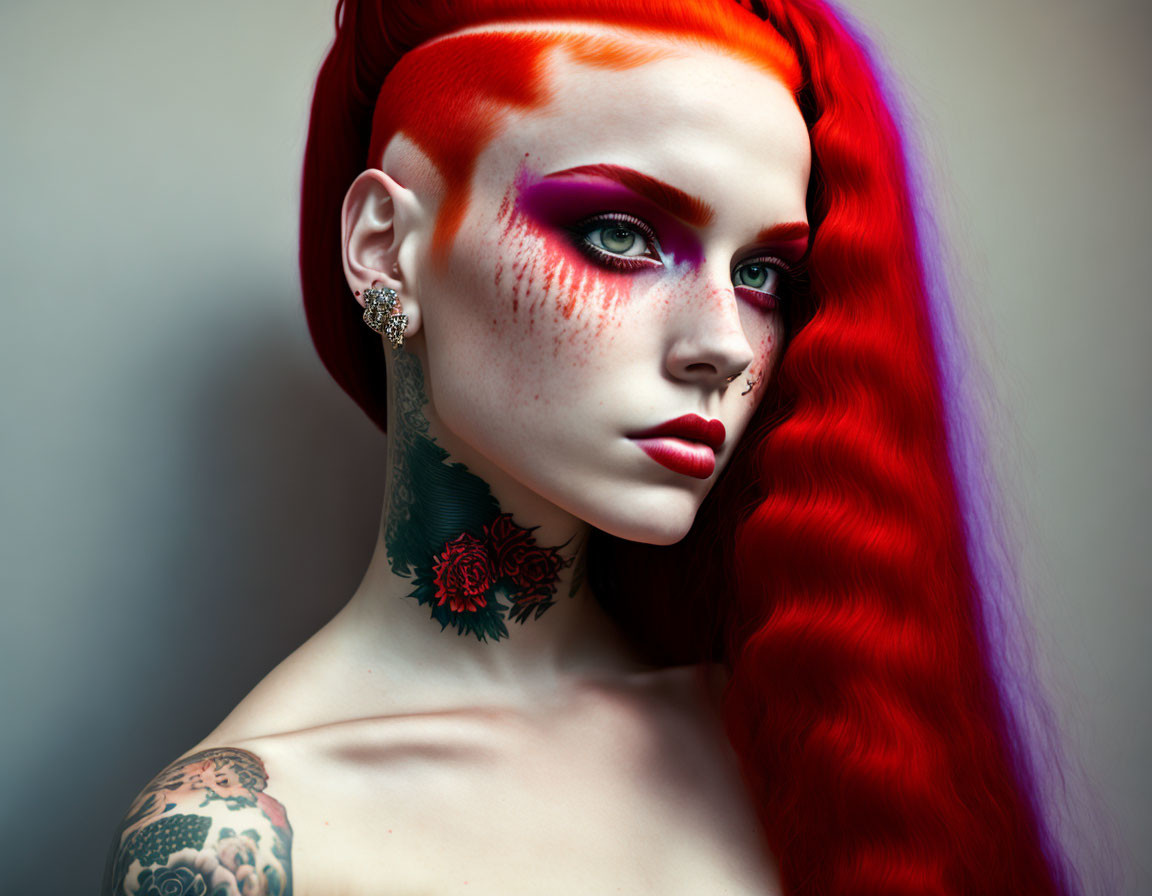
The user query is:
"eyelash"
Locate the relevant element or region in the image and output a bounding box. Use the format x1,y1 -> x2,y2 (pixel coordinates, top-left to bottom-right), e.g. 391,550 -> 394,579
568,212 -> 662,271
567,212 -> 797,301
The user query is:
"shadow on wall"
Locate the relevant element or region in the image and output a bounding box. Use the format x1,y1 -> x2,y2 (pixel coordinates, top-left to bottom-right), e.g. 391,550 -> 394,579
4,286 -> 386,894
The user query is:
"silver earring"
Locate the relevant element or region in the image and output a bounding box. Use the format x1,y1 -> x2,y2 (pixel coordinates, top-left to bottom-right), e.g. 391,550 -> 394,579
362,283 -> 408,350
741,376 -> 759,396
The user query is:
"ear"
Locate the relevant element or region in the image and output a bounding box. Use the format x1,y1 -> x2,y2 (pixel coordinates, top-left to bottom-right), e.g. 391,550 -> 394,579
341,168 -> 426,340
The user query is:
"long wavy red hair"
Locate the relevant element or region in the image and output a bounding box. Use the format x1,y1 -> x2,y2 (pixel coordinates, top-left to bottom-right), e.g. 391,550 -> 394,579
299,1 -> 1086,892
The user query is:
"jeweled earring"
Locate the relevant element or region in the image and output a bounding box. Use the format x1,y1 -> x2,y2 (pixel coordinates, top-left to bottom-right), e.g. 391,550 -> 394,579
362,282 -> 409,350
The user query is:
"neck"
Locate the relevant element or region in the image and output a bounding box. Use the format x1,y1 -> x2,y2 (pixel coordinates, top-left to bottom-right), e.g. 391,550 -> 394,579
342,344 -> 651,697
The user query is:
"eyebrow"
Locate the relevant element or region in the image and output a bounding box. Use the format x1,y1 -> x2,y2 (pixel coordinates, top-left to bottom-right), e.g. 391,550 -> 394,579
541,163 -> 808,251
542,163 -> 715,227
755,221 -> 809,244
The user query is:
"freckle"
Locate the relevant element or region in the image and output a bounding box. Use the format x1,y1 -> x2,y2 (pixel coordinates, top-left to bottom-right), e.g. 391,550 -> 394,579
499,209 -> 519,244
511,255 -> 527,309
541,264 -> 557,306
560,279 -> 580,319
533,393 -> 539,400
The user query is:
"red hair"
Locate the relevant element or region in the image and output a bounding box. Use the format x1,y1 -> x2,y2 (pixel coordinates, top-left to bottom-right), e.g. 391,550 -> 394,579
299,1 -> 1081,892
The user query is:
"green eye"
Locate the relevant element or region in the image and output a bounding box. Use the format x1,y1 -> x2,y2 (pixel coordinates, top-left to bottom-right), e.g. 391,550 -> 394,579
601,226 -> 638,254
733,258 -> 789,295
736,264 -> 771,289
568,212 -> 662,271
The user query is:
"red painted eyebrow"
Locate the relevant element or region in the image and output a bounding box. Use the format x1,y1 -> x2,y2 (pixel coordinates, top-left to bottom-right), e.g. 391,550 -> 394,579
755,221 -> 809,244
542,163 -> 716,227
541,163 -> 808,252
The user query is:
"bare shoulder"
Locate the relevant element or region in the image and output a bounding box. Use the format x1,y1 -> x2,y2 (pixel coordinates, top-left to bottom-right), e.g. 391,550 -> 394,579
102,745 -> 293,896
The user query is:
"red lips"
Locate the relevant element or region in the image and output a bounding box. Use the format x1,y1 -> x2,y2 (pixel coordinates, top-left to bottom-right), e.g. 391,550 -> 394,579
630,414 -> 726,450
628,414 -> 726,479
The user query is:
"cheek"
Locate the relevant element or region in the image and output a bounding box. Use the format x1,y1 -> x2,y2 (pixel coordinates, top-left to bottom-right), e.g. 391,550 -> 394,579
494,186 -> 639,339
753,323 -> 779,365
739,311 -> 784,389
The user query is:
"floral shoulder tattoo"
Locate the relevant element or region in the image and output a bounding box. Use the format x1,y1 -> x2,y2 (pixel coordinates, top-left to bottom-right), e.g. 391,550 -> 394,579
102,747 -> 292,896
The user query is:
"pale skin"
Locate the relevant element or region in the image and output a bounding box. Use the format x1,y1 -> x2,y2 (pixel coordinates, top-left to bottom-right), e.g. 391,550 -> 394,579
104,27 -> 810,896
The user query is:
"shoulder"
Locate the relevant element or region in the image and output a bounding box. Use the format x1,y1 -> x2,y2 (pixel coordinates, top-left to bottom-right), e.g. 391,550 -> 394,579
102,745 -> 293,896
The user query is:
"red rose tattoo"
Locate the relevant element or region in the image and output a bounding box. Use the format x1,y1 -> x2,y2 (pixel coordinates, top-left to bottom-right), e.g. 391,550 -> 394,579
514,544 -> 564,603
484,513 -> 536,579
432,532 -> 494,613
427,516 -> 569,628
482,514 -> 565,607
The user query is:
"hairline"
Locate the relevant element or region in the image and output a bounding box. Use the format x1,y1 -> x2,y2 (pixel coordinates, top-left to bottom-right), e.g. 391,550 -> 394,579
409,18 -> 798,85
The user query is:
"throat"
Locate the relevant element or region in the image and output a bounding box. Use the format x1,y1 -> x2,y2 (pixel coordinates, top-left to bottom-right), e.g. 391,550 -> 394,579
373,348 -> 594,648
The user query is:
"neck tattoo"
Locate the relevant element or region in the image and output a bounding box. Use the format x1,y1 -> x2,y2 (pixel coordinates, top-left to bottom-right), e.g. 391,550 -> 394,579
384,351 -> 578,642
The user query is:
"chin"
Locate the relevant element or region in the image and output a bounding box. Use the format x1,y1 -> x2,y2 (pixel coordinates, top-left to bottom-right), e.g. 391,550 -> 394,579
579,487 -> 702,546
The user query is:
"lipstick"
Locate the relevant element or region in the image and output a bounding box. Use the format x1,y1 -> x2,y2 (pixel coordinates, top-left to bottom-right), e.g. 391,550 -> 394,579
632,438 -> 715,478
628,414 -> 726,479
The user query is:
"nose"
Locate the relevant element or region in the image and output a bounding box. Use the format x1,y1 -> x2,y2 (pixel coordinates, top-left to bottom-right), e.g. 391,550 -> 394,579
664,278 -> 755,387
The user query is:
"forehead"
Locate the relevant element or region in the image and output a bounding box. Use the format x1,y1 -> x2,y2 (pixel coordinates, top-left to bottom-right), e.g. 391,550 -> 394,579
474,30 -> 811,227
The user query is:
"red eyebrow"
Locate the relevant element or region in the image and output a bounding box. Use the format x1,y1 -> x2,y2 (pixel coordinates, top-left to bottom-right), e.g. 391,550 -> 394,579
755,221 -> 809,244
542,163 -> 716,228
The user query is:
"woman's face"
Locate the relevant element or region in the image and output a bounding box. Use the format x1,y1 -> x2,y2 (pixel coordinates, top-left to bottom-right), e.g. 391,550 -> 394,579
410,37 -> 811,544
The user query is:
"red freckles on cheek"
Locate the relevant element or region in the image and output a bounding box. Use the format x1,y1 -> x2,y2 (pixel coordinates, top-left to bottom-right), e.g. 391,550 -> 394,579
741,321 -> 783,397
493,184 -> 636,339
755,325 -> 778,360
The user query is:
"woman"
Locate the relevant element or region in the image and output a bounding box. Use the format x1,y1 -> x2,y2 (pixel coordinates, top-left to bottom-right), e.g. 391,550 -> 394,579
102,1 -> 1081,893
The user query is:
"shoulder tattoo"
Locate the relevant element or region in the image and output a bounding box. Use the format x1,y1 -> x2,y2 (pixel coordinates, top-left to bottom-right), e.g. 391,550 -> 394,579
103,747 -> 293,896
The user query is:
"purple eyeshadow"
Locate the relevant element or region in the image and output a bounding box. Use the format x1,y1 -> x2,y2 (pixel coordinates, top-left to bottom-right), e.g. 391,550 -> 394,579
515,167 -> 705,267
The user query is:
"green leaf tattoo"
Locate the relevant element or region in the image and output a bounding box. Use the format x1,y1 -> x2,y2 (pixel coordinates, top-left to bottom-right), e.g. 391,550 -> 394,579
385,350 -> 576,641
103,748 -> 292,896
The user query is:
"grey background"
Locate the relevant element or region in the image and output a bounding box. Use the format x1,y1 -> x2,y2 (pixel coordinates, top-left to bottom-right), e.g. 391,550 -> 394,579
1,1 -> 1147,892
